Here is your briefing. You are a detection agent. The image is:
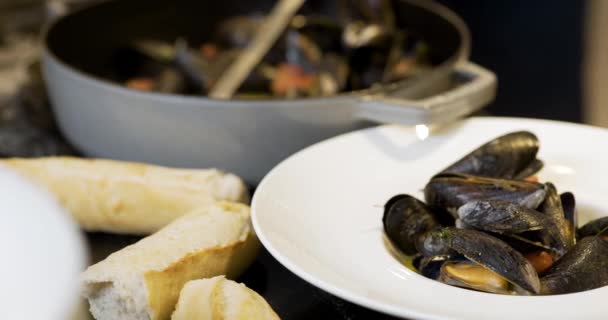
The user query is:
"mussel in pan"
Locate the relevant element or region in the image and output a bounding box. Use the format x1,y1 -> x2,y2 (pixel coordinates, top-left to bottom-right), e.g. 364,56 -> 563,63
578,216 -> 608,239
117,3 -> 432,98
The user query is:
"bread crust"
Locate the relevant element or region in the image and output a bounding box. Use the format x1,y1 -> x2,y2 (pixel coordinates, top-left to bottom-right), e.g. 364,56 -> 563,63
82,203 -> 260,320
172,276 -> 280,320
1,157 -> 249,234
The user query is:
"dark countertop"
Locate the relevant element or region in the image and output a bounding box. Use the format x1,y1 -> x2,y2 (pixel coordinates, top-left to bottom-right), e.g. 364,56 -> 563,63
86,228 -> 401,320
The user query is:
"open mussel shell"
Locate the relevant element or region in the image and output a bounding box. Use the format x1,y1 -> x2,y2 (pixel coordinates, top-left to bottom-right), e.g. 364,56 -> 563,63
441,131 -> 541,179
415,253 -> 528,295
424,173 -> 547,215
418,227 -> 541,294
414,255 -> 451,280
539,183 -> 575,258
383,194 -> 439,255
540,236 -> 608,295
577,216 -> 608,238
438,260 -> 531,295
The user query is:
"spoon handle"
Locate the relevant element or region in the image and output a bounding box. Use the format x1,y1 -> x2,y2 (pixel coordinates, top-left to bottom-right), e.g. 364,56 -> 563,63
209,0 -> 306,99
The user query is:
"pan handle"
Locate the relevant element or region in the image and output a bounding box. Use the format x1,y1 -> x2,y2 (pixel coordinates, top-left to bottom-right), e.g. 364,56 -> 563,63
355,62 -> 496,125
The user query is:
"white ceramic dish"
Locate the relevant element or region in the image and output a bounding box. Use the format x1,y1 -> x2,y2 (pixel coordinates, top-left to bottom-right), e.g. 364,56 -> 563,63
0,166 -> 86,320
252,117 -> 608,320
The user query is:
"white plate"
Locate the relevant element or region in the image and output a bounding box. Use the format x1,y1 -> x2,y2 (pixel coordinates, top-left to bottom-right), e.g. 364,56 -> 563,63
0,166 -> 85,320
252,117 -> 608,320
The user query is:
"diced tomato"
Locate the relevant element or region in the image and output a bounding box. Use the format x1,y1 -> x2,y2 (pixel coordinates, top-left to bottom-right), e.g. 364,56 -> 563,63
524,176 -> 539,183
271,63 -> 315,95
126,78 -> 154,91
200,43 -> 219,60
525,251 -> 554,273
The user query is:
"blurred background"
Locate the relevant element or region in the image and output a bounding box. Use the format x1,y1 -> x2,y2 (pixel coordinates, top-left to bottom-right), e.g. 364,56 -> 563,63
438,0 -> 585,123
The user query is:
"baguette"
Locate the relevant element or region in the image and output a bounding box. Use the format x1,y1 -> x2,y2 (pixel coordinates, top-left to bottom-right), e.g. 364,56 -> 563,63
1,157 -> 249,234
81,202 -> 260,320
172,276 -> 280,320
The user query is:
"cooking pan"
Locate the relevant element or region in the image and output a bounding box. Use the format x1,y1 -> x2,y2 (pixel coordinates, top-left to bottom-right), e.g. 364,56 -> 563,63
43,0 -> 496,184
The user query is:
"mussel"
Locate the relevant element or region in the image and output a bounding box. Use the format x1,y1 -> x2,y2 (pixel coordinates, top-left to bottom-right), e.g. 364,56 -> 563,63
540,236 -> 608,295
424,173 -> 547,215
382,130 -> 608,296
382,194 -> 440,255
578,216 -> 608,239
439,260 -> 521,295
441,131 -> 541,179
417,227 -> 541,294
538,183 -> 575,258
457,200 -> 547,234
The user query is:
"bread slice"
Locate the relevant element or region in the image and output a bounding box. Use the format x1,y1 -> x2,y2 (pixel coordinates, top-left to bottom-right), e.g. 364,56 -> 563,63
1,157 -> 249,234
171,276 -> 280,320
81,202 -> 260,320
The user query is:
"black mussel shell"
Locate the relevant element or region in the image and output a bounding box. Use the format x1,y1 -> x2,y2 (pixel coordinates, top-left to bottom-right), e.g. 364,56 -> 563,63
428,227 -> 541,294
457,200 -> 547,234
578,216 -> 608,238
539,183 -> 575,258
541,236 -> 608,295
490,231 -> 553,254
424,173 -> 546,214
514,159 -> 544,180
441,131 -> 540,179
383,194 -> 440,255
